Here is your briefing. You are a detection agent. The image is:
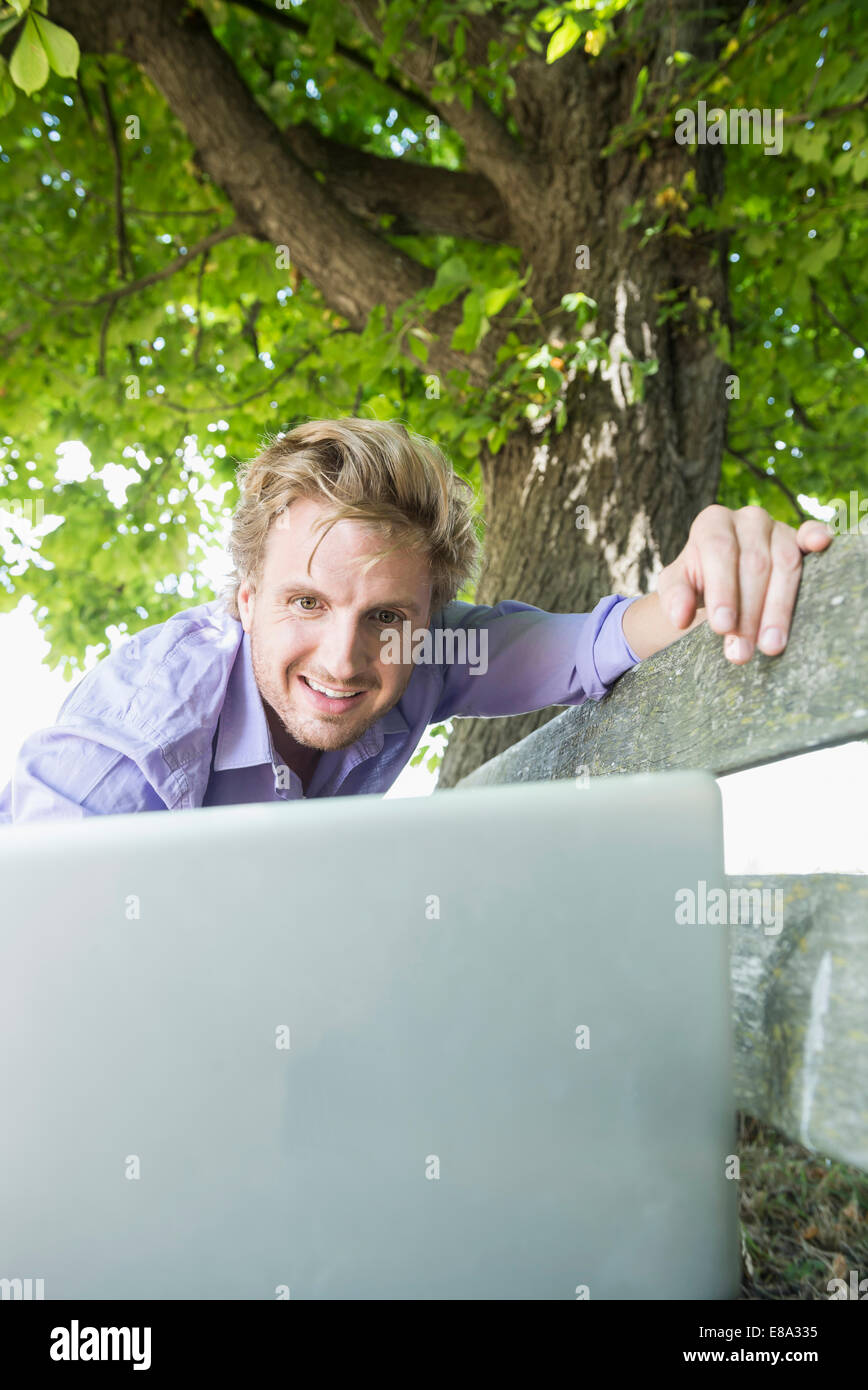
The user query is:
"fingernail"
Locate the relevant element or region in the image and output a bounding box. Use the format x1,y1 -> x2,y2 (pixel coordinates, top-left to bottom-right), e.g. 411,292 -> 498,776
713,606 -> 736,630
725,635 -> 752,661
759,627 -> 785,654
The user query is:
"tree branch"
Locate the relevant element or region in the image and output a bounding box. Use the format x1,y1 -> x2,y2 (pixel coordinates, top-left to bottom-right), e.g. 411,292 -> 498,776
781,97 -> 868,125
725,444 -> 807,521
83,195 -> 225,218
193,249 -> 208,368
160,329 -> 354,416
282,119 -> 513,244
810,287 -> 866,355
838,268 -> 862,313
344,0 -> 545,226
239,296 -> 262,362
24,222 -> 243,310
49,0 -> 496,388
789,392 -> 820,432
1,320 -> 33,351
97,75 -> 131,279
97,298 -> 117,376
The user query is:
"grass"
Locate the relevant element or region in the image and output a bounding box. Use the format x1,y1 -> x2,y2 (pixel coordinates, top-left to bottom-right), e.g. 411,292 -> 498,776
737,1113 -> 868,1299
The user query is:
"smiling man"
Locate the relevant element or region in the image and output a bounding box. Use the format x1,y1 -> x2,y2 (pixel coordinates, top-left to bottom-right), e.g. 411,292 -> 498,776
237,492 -> 436,798
0,416 -> 832,822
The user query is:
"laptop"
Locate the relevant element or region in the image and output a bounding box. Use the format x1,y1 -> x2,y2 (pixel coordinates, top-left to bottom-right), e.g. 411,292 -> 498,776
0,770 -> 739,1300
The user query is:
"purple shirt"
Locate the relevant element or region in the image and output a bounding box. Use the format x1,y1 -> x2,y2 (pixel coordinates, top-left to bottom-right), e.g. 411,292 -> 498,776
0,593 -> 641,822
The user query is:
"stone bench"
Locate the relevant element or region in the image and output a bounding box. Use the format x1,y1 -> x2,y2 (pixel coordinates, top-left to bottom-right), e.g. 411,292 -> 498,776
455,533 -> 868,1171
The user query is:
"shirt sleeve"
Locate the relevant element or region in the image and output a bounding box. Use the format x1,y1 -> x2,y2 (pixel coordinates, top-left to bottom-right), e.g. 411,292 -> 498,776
0,726 -> 169,826
428,593 -> 643,722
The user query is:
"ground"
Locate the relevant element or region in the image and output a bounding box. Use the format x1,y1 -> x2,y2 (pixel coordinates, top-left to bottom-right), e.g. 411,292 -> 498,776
738,1114 -> 867,1299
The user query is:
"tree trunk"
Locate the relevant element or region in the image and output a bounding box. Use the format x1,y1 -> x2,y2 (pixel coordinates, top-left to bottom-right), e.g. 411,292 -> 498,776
436,10 -> 730,787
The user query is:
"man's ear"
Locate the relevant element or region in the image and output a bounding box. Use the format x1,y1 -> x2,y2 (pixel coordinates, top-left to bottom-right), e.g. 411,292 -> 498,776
237,580 -> 254,632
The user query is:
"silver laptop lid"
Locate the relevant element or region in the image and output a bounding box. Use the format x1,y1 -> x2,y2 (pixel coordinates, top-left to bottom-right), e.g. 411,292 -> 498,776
0,771 -> 738,1299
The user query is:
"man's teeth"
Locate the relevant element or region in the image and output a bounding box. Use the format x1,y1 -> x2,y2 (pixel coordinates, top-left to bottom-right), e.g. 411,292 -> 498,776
305,677 -> 359,699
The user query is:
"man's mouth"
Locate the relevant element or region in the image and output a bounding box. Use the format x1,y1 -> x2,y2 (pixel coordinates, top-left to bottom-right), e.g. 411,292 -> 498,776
298,674 -> 368,712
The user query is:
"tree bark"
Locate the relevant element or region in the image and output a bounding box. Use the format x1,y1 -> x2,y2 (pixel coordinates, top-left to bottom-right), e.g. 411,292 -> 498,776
436,6 -> 731,785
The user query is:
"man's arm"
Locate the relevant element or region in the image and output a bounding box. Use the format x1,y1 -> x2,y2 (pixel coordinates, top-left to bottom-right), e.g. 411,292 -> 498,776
622,505 -> 834,662
0,727 -> 168,825
428,593 -> 641,724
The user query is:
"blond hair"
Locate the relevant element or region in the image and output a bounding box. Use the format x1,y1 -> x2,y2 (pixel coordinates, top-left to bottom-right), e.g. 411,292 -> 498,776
221,417 -> 480,621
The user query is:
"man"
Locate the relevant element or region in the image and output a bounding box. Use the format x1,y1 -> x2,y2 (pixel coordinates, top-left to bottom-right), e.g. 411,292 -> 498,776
0,416 -> 832,821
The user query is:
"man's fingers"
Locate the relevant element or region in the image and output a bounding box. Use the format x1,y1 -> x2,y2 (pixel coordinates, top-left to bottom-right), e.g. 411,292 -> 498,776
659,576 -> 698,629
688,506 -> 740,635
797,519 -> 835,552
753,519 -> 831,655
723,507 -> 774,662
755,524 -> 805,655
656,509 -> 832,661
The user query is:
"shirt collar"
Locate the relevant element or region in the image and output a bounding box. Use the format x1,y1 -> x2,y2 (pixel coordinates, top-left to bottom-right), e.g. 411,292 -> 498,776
212,628 -> 275,771
212,628 -> 410,773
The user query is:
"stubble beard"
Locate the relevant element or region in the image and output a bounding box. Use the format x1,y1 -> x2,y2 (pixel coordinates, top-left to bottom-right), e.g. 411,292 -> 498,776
249,626 -> 398,753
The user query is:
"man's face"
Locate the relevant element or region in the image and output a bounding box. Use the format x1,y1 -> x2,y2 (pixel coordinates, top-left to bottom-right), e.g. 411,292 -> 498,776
237,496 -> 433,762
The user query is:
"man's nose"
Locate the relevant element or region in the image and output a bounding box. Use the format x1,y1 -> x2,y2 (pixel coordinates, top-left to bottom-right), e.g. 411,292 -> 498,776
313,617 -> 374,680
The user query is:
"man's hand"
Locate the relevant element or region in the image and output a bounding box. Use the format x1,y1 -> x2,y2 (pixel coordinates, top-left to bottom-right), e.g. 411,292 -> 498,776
622,504 -> 834,664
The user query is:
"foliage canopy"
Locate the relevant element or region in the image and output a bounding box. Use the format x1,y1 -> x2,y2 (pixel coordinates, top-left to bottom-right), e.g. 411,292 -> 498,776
0,0 -> 865,680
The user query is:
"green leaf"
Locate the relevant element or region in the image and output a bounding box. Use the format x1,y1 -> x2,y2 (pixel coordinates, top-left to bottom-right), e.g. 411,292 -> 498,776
801,226 -> 843,277
365,393 -> 396,420
630,65 -> 648,117
0,14 -> 24,41
483,281 -> 520,316
790,127 -> 828,164
432,255 -> 470,289
32,13 -> 79,79
740,194 -> 772,219
561,290 -> 596,322
7,0 -> 31,17
744,230 -> 773,256
561,291 -> 594,309
539,366 -> 563,395
487,423 -> 507,453
407,329 -> 429,364
620,199 -> 644,229
546,16 -> 582,65
0,54 -> 15,115
450,289 -> 489,353
424,254 -> 471,312
9,14 -> 48,94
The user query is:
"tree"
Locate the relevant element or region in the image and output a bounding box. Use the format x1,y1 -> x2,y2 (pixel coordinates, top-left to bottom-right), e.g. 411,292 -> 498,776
0,0 -> 865,786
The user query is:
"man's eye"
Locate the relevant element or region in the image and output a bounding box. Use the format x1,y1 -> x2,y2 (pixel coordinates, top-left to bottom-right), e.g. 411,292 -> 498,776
290,599 -> 402,623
